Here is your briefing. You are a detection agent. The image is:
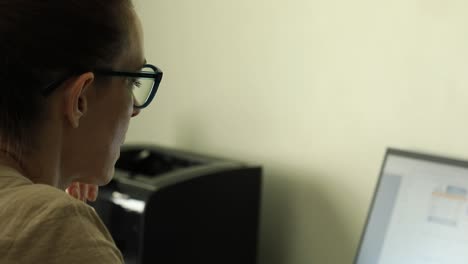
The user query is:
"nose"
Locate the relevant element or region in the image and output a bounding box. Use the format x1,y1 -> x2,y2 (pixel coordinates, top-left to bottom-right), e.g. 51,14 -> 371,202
131,106 -> 141,117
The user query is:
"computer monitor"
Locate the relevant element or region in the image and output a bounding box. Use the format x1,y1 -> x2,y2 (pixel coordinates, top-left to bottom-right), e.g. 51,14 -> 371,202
355,148 -> 468,264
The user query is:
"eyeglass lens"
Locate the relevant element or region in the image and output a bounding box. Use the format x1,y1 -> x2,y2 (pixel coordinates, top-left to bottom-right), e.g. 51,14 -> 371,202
132,66 -> 156,107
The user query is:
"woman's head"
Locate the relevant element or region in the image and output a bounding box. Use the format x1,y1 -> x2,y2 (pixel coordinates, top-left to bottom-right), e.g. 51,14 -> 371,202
0,0 -> 152,187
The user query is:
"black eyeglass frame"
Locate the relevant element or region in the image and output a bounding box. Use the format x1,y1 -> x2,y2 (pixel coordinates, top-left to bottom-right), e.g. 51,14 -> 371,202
41,64 -> 163,109
95,64 -> 162,109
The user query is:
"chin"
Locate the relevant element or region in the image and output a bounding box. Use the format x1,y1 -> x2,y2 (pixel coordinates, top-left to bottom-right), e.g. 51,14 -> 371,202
92,165 -> 115,186
97,152 -> 119,186
100,166 -> 116,186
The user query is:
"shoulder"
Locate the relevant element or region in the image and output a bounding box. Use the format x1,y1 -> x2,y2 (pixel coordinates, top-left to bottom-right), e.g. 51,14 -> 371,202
0,184 -> 124,263
17,183 -> 94,220
3,183 -> 99,224
14,183 -> 116,244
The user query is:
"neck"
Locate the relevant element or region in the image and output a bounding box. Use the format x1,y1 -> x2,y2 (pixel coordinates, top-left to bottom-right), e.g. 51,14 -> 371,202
0,94 -> 76,190
0,132 -> 69,189
0,149 -> 27,177
0,146 -> 64,188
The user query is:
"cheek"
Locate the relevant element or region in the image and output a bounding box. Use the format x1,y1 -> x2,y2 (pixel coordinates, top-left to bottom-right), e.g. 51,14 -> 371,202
107,118 -> 129,166
122,83 -> 136,115
113,90 -> 134,144
106,81 -> 135,149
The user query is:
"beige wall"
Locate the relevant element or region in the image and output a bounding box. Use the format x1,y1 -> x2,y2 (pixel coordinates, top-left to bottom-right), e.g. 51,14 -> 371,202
127,0 -> 468,263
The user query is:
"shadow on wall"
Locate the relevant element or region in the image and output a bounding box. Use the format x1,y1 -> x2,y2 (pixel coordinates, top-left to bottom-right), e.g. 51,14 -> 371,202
171,118 -> 356,264
257,166 -> 357,264
256,168 -> 294,264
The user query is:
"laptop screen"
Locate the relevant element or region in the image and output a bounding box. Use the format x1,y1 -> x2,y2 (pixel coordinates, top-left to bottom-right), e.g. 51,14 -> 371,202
355,148 -> 468,264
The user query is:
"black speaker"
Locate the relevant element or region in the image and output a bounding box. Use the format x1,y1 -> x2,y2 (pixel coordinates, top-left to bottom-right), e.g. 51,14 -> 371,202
91,144 -> 262,264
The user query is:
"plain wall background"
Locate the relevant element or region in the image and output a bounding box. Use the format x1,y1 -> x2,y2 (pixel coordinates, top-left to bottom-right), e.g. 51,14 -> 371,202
127,0 -> 468,263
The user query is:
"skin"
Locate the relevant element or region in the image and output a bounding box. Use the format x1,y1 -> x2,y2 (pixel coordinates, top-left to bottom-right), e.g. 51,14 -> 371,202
0,8 -> 145,202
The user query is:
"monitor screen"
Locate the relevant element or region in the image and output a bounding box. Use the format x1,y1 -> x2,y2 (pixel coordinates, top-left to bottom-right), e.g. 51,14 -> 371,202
355,149 -> 468,264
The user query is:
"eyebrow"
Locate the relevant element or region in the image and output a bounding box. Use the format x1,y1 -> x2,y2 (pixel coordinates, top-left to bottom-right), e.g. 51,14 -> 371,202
133,59 -> 147,71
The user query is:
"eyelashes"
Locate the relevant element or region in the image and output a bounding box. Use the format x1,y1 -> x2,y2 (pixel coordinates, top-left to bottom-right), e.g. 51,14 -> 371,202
128,77 -> 142,89
133,79 -> 142,88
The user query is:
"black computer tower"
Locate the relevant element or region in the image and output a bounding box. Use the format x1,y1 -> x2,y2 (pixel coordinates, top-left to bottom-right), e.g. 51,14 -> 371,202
91,144 -> 262,264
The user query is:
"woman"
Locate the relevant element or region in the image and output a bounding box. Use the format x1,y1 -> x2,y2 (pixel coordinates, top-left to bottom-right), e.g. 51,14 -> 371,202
0,0 -> 162,263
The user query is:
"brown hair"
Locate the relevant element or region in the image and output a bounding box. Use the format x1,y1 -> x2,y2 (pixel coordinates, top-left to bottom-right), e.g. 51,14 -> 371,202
0,0 -> 134,157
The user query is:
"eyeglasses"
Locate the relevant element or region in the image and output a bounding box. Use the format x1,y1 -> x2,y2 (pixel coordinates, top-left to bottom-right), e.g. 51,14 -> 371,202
41,64 -> 163,109
95,64 -> 163,109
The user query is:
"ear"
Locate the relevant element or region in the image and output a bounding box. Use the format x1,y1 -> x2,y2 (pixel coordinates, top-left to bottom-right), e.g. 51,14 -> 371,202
63,72 -> 95,128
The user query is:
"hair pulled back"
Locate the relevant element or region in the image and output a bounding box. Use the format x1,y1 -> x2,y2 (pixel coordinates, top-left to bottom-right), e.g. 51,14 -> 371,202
0,0 -> 134,157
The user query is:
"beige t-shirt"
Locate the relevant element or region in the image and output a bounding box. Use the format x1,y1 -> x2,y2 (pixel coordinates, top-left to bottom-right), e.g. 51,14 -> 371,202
0,165 -> 124,263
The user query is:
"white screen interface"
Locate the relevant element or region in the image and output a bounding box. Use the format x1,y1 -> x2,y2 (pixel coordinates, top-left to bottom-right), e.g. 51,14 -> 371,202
356,152 -> 468,264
